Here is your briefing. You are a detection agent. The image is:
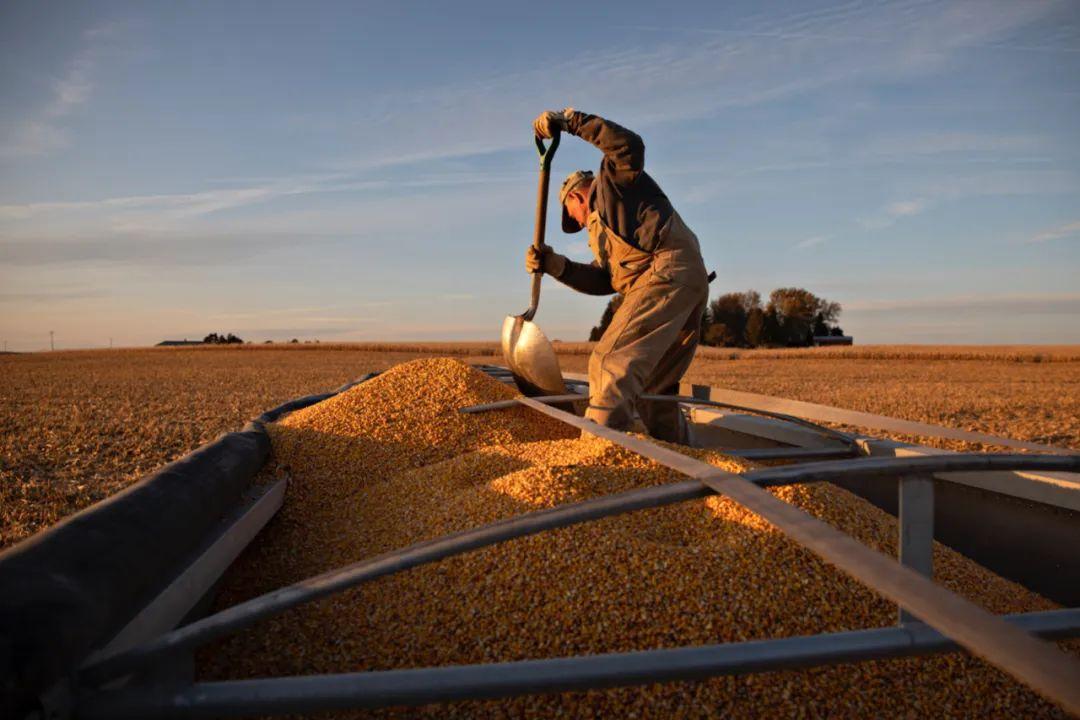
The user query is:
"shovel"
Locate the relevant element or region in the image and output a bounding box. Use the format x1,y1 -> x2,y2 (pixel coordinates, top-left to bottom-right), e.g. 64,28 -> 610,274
500,131 -> 568,398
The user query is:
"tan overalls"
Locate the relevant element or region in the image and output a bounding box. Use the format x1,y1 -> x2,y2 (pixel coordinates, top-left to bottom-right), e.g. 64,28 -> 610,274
585,208 -> 709,444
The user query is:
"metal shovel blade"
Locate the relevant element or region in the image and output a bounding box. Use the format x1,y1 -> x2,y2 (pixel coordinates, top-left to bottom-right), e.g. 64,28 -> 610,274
501,314 -> 567,397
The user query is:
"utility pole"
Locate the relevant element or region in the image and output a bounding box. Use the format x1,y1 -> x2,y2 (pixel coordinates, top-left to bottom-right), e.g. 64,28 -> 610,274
50,331 -> 54,351
109,337 -> 113,349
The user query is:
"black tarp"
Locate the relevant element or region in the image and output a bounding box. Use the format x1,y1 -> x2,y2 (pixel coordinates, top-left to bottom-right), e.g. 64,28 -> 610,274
0,375 -> 375,714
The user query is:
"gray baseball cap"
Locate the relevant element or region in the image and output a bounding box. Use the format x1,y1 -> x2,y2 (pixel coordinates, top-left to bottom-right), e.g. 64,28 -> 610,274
559,170 -> 593,233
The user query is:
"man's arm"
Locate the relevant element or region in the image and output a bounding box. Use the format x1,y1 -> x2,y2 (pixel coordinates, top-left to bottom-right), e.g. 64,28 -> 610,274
564,110 -> 644,182
526,245 -> 615,296
556,259 -> 616,296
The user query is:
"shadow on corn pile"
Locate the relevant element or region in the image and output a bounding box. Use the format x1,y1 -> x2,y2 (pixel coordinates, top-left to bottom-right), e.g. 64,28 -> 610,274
198,358 -> 1070,719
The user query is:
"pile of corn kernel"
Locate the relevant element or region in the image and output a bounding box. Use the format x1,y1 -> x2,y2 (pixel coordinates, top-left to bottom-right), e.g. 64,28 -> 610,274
200,358 -> 1069,718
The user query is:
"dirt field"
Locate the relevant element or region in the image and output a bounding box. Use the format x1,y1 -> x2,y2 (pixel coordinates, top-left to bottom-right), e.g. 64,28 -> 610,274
1,343 -> 1077,550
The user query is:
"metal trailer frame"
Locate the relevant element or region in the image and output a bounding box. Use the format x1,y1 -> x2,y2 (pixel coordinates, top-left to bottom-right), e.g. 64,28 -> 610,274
12,366 -> 1080,718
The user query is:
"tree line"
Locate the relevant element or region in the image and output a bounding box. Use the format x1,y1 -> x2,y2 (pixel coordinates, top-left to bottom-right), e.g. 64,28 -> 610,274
203,332 -> 244,344
588,287 -> 844,348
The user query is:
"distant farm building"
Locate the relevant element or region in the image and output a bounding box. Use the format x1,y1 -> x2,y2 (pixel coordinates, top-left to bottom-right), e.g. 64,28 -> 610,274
156,339 -> 203,347
813,335 -> 854,346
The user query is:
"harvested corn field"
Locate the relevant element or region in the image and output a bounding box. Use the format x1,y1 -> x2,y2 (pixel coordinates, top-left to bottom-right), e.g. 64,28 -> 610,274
201,358 -> 1069,718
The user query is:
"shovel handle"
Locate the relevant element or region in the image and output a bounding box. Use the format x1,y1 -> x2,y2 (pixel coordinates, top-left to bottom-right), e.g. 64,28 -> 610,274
524,131 -> 560,321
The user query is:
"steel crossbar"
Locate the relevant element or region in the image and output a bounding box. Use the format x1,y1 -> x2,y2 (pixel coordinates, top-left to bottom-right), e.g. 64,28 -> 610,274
638,393 -> 858,449
77,609 -> 1080,718
460,392 -> 858,450
679,383 -> 1077,455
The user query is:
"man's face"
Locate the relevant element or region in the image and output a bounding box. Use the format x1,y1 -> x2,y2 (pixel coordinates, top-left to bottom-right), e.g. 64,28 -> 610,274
564,185 -> 590,229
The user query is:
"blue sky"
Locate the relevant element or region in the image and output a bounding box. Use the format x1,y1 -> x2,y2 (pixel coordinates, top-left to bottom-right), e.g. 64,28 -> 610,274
1,0 -> 1078,350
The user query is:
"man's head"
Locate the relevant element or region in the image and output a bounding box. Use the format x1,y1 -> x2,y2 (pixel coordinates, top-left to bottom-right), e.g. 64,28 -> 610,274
559,170 -> 594,233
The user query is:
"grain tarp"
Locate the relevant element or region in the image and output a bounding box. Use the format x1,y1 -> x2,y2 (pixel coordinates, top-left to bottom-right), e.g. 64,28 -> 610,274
0,377 -> 374,714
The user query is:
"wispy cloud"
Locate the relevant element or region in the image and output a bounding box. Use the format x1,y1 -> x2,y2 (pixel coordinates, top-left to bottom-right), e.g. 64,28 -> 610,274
845,292 -> 1080,314
310,1 -> 1066,173
3,199 -> 524,273
209,306 -> 341,321
0,177 -> 355,221
860,199 -> 928,230
887,199 -> 927,217
630,2 -> 1080,56
913,169 -> 1079,199
0,123 -> 68,159
0,172 -> 525,268
0,168 -> 530,224
852,170 -> 1079,233
855,133 -> 1047,164
1027,220 -> 1080,244
0,288 -> 108,304
3,1 -> 1065,218
794,235 -> 828,250
0,22 -> 124,159
0,229 -> 340,267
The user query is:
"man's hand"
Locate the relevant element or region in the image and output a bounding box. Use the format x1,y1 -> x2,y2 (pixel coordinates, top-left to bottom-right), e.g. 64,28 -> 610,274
525,244 -> 567,277
532,109 -> 568,139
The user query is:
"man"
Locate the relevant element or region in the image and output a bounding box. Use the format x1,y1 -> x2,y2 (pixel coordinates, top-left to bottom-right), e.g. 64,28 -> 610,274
527,108 -> 709,445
